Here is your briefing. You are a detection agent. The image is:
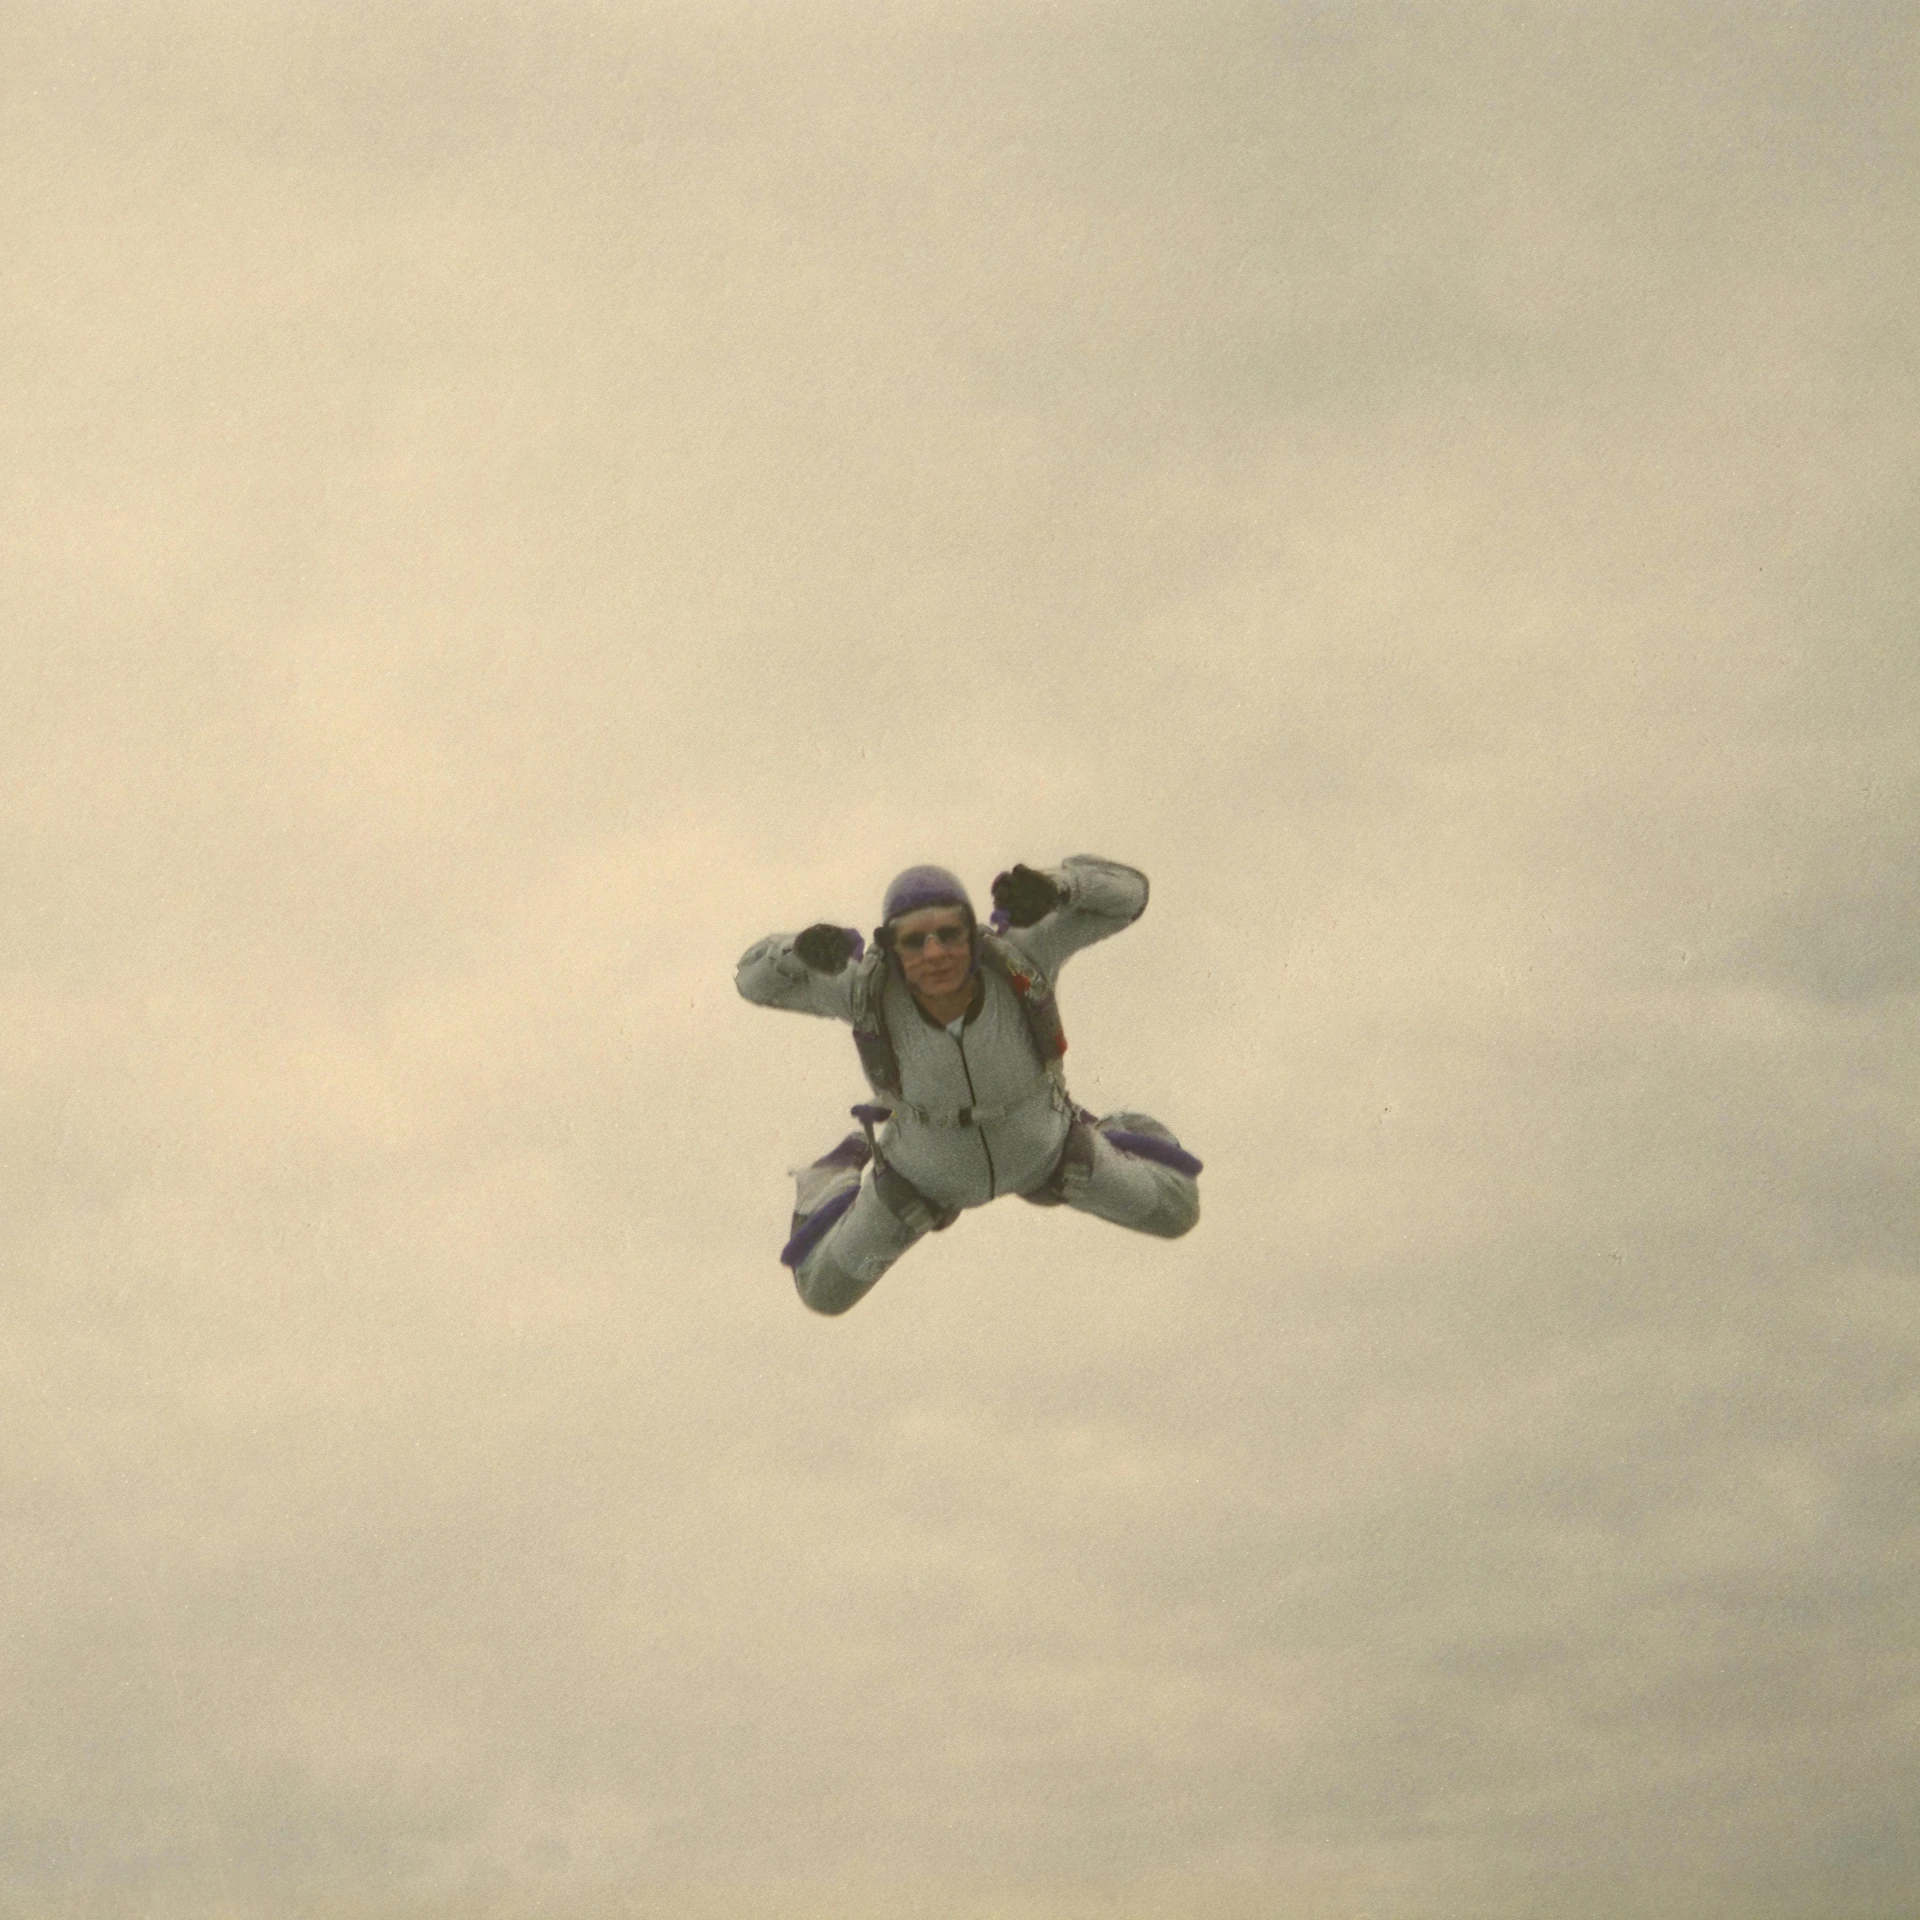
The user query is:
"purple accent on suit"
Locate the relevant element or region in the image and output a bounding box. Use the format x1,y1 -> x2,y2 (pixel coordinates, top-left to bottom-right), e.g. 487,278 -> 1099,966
1103,1131 -> 1204,1179
816,1133 -> 872,1172
780,1183 -> 861,1269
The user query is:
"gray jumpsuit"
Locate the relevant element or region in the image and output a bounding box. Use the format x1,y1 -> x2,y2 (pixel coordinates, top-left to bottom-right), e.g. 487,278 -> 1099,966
735,856 -> 1200,1314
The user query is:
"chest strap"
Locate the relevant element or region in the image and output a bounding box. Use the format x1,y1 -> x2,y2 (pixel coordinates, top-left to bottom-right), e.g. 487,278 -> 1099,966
889,1066 -> 1061,1130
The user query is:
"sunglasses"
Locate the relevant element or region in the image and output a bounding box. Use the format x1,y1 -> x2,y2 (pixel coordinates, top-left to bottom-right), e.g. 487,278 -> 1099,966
896,924 -> 970,953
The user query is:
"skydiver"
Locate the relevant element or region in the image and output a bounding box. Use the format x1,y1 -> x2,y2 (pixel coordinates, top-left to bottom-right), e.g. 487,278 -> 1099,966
735,856 -> 1201,1315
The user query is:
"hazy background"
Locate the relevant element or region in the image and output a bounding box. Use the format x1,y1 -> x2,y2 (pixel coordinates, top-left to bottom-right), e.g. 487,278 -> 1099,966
4,4 -> 1916,1916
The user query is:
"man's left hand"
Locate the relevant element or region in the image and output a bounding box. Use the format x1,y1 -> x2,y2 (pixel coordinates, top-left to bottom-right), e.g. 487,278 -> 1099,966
991,864 -> 1063,927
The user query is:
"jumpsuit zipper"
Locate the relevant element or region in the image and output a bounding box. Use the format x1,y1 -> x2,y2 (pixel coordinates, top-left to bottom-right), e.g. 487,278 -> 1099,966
956,1029 -> 997,1199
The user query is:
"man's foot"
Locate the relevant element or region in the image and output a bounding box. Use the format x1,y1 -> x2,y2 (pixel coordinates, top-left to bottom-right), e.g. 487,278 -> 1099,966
780,1133 -> 871,1270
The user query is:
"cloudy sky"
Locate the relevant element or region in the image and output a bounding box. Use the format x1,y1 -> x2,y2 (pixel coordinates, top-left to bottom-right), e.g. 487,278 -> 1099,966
4,4 -> 1916,1916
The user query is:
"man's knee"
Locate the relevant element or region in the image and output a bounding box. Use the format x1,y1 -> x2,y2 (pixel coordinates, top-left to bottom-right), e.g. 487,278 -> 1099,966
1125,1173 -> 1199,1239
1152,1182 -> 1201,1239
795,1264 -> 865,1315
789,1194 -> 918,1315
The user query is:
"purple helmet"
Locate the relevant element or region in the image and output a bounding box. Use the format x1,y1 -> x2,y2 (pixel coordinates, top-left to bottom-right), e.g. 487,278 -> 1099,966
881,864 -> 975,926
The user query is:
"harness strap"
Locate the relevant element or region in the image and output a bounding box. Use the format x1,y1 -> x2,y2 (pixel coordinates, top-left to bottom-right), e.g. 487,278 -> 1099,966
889,1066 -> 1061,1130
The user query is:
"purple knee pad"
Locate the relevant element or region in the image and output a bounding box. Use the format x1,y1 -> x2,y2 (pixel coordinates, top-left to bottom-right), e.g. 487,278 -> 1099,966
1101,1130 -> 1203,1179
780,1183 -> 861,1270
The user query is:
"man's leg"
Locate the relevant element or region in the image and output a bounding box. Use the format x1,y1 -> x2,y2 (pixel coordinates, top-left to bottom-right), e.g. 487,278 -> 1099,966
781,1132 -> 957,1316
1046,1110 -> 1201,1240
788,1165 -> 943,1314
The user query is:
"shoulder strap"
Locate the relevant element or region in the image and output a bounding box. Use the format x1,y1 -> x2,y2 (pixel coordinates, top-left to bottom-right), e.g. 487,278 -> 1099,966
847,948 -> 902,1100
978,932 -> 1068,1075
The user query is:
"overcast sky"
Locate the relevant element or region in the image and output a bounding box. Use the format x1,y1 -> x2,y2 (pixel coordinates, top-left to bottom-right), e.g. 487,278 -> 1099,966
4,4 -> 1916,1917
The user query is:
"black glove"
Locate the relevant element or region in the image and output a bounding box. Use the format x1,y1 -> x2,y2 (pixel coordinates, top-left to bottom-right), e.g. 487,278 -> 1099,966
794,923 -> 856,974
991,864 -> 1063,928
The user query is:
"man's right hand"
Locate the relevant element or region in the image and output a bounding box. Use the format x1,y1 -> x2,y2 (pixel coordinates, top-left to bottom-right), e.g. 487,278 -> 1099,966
794,923 -> 856,974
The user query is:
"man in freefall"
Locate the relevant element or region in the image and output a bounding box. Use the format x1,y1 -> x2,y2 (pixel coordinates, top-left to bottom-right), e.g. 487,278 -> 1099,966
735,855 -> 1201,1315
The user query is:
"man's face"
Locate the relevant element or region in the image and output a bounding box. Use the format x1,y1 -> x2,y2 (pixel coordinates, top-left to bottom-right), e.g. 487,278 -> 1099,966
892,905 -> 973,1002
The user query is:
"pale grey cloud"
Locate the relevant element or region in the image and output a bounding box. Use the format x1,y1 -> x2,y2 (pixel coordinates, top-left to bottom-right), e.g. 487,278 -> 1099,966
3,4 -> 1916,1917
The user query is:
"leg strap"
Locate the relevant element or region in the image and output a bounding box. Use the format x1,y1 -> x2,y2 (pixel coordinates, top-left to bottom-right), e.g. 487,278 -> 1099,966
872,1154 -> 960,1235
1020,1110 -> 1097,1207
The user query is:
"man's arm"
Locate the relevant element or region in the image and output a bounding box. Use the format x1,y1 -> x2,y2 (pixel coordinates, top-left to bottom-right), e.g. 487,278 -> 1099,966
996,855 -> 1149,979
734,924 -> 864,1022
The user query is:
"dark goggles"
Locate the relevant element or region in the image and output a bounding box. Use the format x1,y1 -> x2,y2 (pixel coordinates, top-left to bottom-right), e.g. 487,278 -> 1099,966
896,924 -> 970,954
